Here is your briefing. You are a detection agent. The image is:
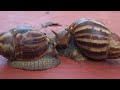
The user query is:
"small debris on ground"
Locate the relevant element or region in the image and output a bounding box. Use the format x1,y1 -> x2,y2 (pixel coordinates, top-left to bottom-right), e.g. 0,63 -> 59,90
41,22 -> 62,28
45,12 -> 50,14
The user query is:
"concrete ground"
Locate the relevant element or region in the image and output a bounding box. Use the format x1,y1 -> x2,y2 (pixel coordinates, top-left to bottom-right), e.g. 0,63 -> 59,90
0,11 -> 120,79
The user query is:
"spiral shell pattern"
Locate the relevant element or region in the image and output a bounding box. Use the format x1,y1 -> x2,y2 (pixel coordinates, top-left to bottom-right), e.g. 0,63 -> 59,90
68,18 -> 112,59
11,28 -> 49,61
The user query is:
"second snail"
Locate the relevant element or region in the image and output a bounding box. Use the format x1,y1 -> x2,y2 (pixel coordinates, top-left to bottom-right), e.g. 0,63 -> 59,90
0,25 -> 60,70
52,18 -> 120,61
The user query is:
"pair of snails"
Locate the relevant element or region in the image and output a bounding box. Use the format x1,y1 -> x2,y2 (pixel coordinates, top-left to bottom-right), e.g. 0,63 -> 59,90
0,18 -> 120,71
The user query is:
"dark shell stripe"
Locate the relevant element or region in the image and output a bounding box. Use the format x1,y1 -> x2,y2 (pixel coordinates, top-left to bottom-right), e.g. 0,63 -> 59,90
74,33 -> 109,39
75,37 -> 109,47
76,40 -> 108,48
21,40 -> 48,51
21,31 -> 47,42
18,37 -> 48,53
21,41 -> 48,53
74,28 -> 110,37
75,35 -> 109,40
78,47 -> 107,59
16,44 -> 48,60
73,21 -> 109,31
23,35 -> 47,43
73,26 -> 111,37
15,30 -> 47,41
108,53 -> 120,59
68,18 -> 109,32
108,52 -> 120,56
77,43 -> 108,52
15,42 -> 48,60
22,38 -> 47,46
23,45 -> 48,54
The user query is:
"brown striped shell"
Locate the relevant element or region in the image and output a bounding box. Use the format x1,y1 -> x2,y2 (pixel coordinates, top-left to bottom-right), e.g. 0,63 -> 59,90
53,18 -> 120,60
0,25 -> 49,61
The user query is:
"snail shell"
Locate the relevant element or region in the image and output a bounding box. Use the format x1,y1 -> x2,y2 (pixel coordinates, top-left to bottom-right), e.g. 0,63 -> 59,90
0,25 -> 60,70
52,18 -> 120,60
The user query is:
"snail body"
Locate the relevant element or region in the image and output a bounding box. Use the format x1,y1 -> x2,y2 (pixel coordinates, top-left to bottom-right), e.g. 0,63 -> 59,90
52,18 -> 120,61
52,30 -> 87,61
0,25 -> 60,70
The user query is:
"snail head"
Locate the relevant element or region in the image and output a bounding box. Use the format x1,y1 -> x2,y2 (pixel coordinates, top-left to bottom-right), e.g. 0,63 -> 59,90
47,36 -> 59,55
51,29 -> 71,49
108,33 -> 120,59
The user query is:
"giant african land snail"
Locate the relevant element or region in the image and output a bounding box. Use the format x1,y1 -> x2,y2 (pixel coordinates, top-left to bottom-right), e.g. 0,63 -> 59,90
52,18 -> 120,61
0,25 -> 60,70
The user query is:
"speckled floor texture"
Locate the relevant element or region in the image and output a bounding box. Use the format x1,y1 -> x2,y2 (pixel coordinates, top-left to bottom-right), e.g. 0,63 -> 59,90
0,11 -> 120,79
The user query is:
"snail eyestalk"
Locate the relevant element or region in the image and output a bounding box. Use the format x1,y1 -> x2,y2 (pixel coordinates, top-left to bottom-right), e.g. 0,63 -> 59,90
52,30 -> 71,48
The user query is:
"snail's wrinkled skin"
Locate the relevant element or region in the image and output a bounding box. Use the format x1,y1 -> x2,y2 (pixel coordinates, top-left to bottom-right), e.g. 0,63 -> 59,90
0,25 -> 60,70
52,18 -> 120,61
52,30 -> 87,61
